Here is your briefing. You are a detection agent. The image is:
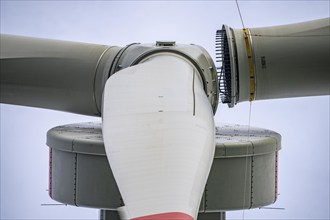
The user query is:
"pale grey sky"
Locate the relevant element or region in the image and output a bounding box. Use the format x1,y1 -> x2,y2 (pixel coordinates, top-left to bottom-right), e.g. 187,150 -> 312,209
1,1 -> 329,219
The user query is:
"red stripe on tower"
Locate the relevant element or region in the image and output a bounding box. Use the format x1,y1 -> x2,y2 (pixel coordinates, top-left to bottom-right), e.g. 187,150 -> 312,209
48,148 -> 53,198
132,212 -> 194,220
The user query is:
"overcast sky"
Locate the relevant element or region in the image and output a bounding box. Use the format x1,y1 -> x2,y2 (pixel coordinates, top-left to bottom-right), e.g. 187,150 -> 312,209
1,1 -> 329,220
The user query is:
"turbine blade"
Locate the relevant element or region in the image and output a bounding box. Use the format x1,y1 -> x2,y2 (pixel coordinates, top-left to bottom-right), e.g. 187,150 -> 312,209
0,34 -> 120,115
102,54 -> 215,219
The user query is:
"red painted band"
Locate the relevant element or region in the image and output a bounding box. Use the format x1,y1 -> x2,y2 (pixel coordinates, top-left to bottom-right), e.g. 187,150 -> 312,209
132,212 -> 194,220
48,148 -> 53,198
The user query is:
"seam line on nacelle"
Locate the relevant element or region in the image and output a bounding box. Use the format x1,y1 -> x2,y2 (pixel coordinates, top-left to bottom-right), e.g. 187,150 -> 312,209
92,46 -> 116,115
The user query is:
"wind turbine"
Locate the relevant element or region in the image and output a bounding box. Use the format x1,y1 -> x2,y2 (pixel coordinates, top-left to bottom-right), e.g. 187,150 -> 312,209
1,17 -> 329,220
0,2 -> 330,220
